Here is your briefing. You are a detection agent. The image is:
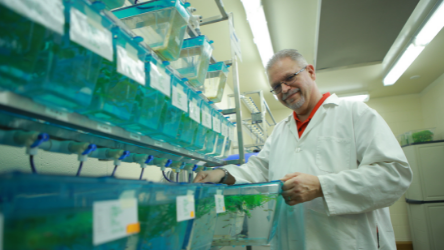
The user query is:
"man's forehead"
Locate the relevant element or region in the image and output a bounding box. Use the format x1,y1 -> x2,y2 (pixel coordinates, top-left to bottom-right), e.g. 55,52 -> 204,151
268,58 -> 298,81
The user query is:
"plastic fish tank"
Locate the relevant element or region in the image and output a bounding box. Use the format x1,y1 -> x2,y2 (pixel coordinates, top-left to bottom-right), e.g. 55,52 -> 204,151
120,52 -> 170,134
212,181 -> 283,247
207,110 -> 225,157
405,128 -> 436,144
204,62 -> 229,103
18,0 -> 114,112
0,0 -> 65,92
185,184 -> 225,250
113,0 -> 190,61
174,88 -> 202,148
93,0 -> 125,10
138,182 -> 197,250
0,172 -> 145,250
149,72 -> 188,143
81,25 -> 147,125
194,101 -> 217,154
222,120 -> 235,158
271,203 -> 306,250
170,36 -> 213,90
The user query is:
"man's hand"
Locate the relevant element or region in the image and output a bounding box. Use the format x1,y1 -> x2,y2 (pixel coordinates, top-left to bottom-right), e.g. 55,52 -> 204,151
193,169 -> 225,183
280,172 -> 323,206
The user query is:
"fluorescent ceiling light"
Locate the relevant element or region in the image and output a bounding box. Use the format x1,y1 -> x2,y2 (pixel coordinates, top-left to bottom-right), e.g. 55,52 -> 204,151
414,2 -> 444,46
383,44 -> 425,86
339,94 -> 370,102
383,0 -> 444,86
241,0 -> 274,68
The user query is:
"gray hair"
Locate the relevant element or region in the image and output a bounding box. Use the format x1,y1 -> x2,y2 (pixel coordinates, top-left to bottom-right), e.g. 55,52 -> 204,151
266,49 -> 308,72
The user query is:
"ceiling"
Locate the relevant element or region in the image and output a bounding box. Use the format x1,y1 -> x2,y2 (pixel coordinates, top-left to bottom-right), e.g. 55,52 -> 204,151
187,0 -> 444,114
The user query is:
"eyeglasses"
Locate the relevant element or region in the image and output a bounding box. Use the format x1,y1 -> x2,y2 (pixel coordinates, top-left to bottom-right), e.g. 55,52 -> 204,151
270,66 -> 307,95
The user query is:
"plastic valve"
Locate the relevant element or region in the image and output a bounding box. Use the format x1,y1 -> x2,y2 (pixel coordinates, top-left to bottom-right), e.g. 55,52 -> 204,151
145,155 -> 154,164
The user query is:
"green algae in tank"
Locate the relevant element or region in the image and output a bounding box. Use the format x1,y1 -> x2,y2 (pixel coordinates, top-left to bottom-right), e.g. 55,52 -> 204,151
3,208 -> 129,250
138,203 -> 188,250
411,130 -> 434,143
0,5 -> 51,92
212,193 -> 279,246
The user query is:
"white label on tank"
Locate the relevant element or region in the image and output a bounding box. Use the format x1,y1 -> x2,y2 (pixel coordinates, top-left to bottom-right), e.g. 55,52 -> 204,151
116,45 -> 145,85
172,86 -> 188,112
222,123 -> 228,137
189,100 -> 200,123
129,133 -> 141,141
213,116 -> 221,133
202,110 -> 212,129
97,123 -> 112,133
70,8 -> 113,61
45,107 -> 68,121
176,191 -> 195,222
0,212 -> 3,250
149,63 -> 171,97
93,199 -> 139,246
215,193 -> 226,214
0,0 -> 65,35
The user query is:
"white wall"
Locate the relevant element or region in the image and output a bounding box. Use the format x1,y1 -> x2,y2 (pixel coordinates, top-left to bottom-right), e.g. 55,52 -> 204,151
366,94 -> 424,242
420,72 -> 444,141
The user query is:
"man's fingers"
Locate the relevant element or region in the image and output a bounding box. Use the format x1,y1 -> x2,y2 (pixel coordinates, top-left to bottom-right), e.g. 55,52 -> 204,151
193,173 -> 207,183
282,177 -> 299,191
280,172 -> 302,182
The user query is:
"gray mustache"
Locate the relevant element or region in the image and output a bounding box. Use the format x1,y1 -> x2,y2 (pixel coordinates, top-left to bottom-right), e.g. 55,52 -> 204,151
283,88 -> 300,101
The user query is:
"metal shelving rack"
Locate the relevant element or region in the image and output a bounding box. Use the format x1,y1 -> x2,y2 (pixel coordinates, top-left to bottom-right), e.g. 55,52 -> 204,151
227,91 -> 277,152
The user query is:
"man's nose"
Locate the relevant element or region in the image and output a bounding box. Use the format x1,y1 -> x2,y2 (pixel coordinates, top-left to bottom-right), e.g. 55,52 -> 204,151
281,83 -> 291,93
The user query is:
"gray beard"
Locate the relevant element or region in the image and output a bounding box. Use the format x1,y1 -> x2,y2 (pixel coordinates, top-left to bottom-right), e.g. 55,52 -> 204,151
287,95 -> 305,110
283,89 -> 306,110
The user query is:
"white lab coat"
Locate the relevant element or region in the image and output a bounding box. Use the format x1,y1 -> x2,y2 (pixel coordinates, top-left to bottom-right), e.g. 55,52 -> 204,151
223,94 -> 412,250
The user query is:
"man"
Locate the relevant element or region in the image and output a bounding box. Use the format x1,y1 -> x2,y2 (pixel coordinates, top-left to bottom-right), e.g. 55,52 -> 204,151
194,49 -> 412,250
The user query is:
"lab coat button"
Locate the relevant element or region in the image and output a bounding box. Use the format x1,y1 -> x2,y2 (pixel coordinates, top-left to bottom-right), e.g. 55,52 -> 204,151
295,148 -> 301,153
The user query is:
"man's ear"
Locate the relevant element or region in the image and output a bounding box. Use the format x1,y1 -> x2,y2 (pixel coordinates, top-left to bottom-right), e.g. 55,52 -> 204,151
306,64 -> 316,80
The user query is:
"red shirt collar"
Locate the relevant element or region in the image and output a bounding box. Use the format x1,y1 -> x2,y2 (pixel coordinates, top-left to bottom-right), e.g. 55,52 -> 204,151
293,92 -> 331,122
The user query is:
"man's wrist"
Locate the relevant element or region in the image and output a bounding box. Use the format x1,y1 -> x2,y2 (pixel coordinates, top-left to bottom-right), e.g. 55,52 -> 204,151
217,168 -> 228,183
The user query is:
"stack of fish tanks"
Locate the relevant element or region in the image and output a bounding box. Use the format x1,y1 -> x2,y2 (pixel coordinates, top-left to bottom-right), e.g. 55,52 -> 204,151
0,0 -> 230,154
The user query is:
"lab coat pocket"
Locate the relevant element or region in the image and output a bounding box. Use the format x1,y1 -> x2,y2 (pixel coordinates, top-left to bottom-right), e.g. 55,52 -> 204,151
307,208 -> 357,249
316,136 -> 351,173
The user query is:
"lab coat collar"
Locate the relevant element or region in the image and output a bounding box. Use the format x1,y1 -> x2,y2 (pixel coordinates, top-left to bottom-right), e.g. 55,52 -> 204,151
323,93 -> 340,106
284,93 -> 340,140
